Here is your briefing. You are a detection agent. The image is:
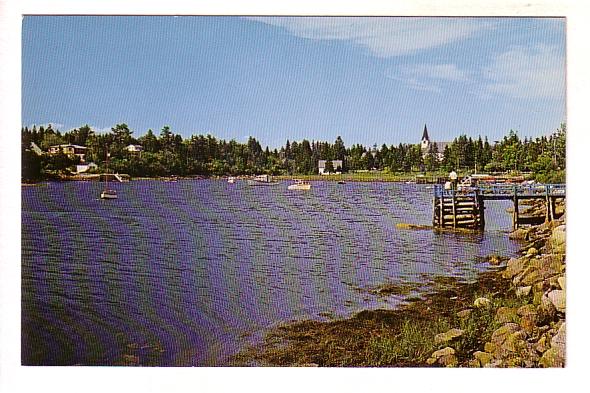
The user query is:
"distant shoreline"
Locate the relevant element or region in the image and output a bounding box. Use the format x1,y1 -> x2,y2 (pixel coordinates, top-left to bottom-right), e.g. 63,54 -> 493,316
20,171 -> 458,184
22,171 -> 535,185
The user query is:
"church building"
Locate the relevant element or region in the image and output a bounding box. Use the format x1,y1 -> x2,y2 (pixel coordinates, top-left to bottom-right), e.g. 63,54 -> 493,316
420,124 -> 450,161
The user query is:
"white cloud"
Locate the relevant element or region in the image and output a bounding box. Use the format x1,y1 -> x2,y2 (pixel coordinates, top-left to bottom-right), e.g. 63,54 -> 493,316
406,63 -> 469,82
386,63 -> 469,92
482,44 -> 565,99
246,17 -> 494,57
386,74 -> 442,93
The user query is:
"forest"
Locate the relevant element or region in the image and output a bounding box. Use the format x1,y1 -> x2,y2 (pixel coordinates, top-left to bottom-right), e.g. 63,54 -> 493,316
21,123 -> 566,183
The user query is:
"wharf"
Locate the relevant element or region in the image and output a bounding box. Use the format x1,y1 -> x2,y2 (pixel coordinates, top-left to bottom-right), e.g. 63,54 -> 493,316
433,183 -> 566,229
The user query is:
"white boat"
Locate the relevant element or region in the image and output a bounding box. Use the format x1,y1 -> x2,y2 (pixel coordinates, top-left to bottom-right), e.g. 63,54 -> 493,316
246,174 -> 279,186
100,189 -> 118,199
228,176 -> 236,184
287,179 -> 311,190
100,151 -> 117,199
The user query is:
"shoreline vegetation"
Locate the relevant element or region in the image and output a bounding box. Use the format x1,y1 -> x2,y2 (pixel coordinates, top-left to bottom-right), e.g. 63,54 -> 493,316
231,200 -> 566,367
21,170 -> 531,185
21,172 -> 441,184
22,124 -> 565,184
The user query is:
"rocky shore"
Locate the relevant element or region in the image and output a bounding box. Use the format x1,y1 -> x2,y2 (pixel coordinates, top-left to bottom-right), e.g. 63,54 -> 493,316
232,202 -> 566,367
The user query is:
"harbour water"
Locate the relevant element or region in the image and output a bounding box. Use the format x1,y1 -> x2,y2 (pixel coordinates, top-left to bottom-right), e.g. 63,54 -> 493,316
21,180 -> 520,366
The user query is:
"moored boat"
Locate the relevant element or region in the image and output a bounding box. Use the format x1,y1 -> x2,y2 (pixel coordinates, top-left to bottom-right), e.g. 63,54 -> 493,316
246,174 -> 279,186
100,189 -> 118,199
228,176 -> 236,184
287,179 -> 311,190
100,150 -> 118,199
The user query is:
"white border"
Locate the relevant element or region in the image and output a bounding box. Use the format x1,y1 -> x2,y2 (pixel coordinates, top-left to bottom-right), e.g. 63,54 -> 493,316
2,1 -> 588,393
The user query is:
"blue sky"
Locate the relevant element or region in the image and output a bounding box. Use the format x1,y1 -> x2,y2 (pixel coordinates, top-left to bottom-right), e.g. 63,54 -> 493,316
22,16 -> 565,148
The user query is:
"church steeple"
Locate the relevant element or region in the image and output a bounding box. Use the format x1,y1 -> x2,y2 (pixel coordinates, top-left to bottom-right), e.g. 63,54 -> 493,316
421,124 -> 430,151
421,124 -> 430,142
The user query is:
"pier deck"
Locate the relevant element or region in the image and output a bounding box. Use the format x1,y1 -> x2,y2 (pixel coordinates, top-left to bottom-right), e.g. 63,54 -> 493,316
433,184 -> 565,230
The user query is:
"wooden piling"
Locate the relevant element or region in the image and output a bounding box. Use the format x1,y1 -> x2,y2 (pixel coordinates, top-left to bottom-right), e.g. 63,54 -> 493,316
513,186 -> 519,230
432,183 -> 565,231
452,191 -> 457,228
545,185 -> 550,222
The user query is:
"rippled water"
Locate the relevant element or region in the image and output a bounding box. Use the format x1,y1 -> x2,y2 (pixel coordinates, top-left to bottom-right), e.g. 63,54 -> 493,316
22,179 -> 519,366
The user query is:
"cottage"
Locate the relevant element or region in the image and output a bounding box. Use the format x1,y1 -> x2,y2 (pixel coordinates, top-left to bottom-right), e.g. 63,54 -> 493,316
318,160 -> 343,175
125,144 -> 143,154
48,144 -> 88,162
75,162 -> 98,174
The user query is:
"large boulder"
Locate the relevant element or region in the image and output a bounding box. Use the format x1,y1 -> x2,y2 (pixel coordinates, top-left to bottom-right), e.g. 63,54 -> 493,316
509,228 -> 530,240
427,347 -> 458,367
537,294 -> 557,324
515,286 -> 532,298
547,289 -> 566,313
550,323 -> 566,362
539,347 -> 564,367
503,257 -> 529,279
473,351 -> 493,367
549,225 -> 566,254
434,328 -> 465,344
491,323 -> 521,345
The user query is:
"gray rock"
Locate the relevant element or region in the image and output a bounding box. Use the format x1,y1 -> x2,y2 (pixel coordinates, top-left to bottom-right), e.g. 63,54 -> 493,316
491,323 -> 521,345
515,286 -> 532,297
473,351 -> 493,367
547,289 -> 565,313
503,257 -> 528,279
538,293 -> 557,320
427,347 -> 457,366
431,347 -> 455,358
549,225 -> 566,254
551,322 -> 566,351
434,328 -> 465,344
509,228 -> 530,240
539,347 -> 564,367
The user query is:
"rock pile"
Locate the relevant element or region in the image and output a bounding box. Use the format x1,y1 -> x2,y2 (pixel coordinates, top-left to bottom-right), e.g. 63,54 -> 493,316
428,216 -> 566,367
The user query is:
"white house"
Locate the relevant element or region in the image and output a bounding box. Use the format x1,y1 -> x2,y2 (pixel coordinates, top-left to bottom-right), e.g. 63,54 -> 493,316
75,162 -> 98,174
318,160 -> 343,175
125,144 -> 143,154
48,144 -> 88,162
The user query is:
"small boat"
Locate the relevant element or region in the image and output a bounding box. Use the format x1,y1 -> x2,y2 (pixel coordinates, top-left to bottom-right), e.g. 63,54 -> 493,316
100,189 -> 118,199
228,176 -> 236,184
246,174 -> 279,186
100,151 -> 117,199
338,180 -> 346,184
288,179 -> 311,190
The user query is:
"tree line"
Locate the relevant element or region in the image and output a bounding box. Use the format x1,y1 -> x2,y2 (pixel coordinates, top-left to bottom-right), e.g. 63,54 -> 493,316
21,123 -> 566,183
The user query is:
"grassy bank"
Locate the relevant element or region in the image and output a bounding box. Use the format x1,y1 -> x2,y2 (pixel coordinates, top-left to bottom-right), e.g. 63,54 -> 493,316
231,271 -> 515,367
274,171 -> 447,182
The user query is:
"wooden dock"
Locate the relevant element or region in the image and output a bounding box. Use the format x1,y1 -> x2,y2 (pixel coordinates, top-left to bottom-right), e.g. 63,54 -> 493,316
433,183 -> 565,230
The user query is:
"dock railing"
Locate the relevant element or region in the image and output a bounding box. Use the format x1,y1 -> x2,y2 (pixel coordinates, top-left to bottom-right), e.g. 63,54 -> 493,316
434,183 -> 565,199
